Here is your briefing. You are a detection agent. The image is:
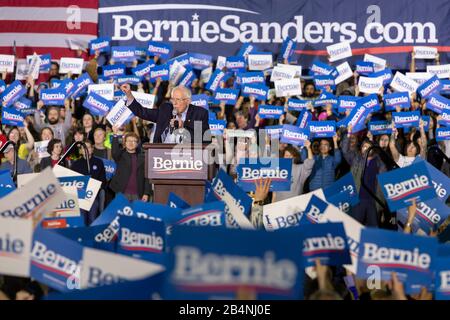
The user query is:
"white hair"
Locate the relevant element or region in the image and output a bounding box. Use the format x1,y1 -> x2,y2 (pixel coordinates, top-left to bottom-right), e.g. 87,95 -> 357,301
171,85 -> 192,100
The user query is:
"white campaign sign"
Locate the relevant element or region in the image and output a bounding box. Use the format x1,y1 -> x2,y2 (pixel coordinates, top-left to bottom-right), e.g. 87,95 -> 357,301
358,76 -> 383,94
59,57 -> 84,74
27,54 -> 41,79
427,64 -> 450,79
200,66 -> 213,83
363,54 -> 386,72
405,72 -> 434,85
414,46 -> 438,59
274,78 -> 302,97
0,217 -> 33,277
334,61 -> 353,85
50,186 -> 80,218
327,41 -> 352,62
225,129 -> 256,139
88,83 -> 114,100
15,60 -> 29,81
106,99 -> 133,127
263,189 -> 326,231
34,140 -> 50,159
0,54 -> 15,73
248,54 -> 273,71
132,91 -> 156,109
390,72 -> 419,93
169,60 -> 186,84
216,56 -> 227,70
277,63 -> 302,77
270,66 -> 297,82
80,247 -> 165,289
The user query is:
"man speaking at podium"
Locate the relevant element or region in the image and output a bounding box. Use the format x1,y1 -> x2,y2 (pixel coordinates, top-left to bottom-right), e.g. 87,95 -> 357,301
121,84 -> 210,143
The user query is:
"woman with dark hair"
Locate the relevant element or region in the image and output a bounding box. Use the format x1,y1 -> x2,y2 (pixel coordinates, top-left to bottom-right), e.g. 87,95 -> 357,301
82,113 -> 96,143
40,139 -> 63,169
7,124 -> 35,160
389,121 -> 427,168
40,127 -> 54,142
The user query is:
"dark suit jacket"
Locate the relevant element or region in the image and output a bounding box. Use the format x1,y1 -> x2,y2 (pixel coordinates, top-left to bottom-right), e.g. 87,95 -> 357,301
127,99 -> 210,143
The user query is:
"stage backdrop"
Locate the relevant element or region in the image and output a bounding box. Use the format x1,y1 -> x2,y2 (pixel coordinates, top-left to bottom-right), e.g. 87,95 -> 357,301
99,0 -> 450,70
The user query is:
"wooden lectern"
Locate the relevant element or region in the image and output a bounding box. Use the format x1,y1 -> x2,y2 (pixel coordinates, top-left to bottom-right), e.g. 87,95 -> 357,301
143,143 -> 215,206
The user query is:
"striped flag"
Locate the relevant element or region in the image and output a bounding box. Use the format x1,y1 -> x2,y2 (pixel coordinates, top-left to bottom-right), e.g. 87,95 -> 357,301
0,0 -> 98,60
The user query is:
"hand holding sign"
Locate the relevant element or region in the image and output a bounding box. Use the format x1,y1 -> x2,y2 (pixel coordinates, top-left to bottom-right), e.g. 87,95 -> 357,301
120,83 -> 133,101
254,178 -> 272,203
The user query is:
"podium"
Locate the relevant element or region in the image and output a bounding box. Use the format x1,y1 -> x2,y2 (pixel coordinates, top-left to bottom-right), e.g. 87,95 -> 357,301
143,143 -> 215,206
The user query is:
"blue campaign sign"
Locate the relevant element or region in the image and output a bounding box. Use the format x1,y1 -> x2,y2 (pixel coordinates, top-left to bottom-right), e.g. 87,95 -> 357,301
369,68 -> 393,85
117,215 -> 166,261
14,96 -> 32,110
209,119 -> 226,135
237,43 -> 259,58
309,121 -> 336,138
178,66 -> 197,87
149,64 -> 170,82
117,75 -> 142,85
392,111 -> 420,128
0,170 -> 16,198
435,256 -> 450,300
189,53 -> 212,70
397,198 -> 450,235
1,80 -> 27,107
302,195 -> 329,224
236,158 -> 293,192
241,83 -> 269,101
355,60 -> 374,75
437,111 -> 450,127
208,112 -> 216,121
30,227 -> 83,292
68,73 -> 93,98
314,75 -> 336,90
359,93 -> 380,112
102,64 -> 126,78
426,93 -> 450,114
191,94 -> 210,109
313,92 -> 338,108
82,92 -> 113,116
226,56 -> 247,73
40,88 -> 66,106
280,125 -> 310,146
0,79 -> 6,93
301,222 -> 351,267
309,60 -> 336,76
357,228 -> 438,294
326,187 -> 358,215
377,161 -> 436,211
132,201 -> 182,226
164,225 -> 304,299
279,37 -> 296,61
287,98 -> 309,112
111,46 -> 136,62
338,96 -> 359,113
417,75 -> 442,99
323,172 -> 359,207
339,104 -> 370,133
58,175 -> 89,199
264,125 -> 283,138
384,92 -> 411,111
173,201 -> 226,227
368,120 -> 393,135
258,105 -> 284,119
295,109 -> 312,129
1,108 -> 24,127
147,41 -> 173,59
167,192 -> 190,209
413,158 -> 450,202
52,224 -> 107,248
205,69 -> 231,92
101,158 -> 116,180
212,88 -> 239,105
436,128 -> 450,141
236,72 -> 265,88
132,59 -> 155,78
89,37 -> 111,54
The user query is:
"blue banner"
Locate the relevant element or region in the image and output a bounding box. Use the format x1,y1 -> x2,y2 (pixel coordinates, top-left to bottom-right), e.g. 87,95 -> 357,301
287,98 -> 309,112
69,73 -> 93,98
40,88 -> 66,106
167,192 -> 190,209
148,64 -> 169,82
164,225 -> 304,299
14,96 -> 32,110
30,227 -> 83,292
1,80 -> 26,108
236,72 -> 265,87
437,128 -> 450,141
384,92 -> 410,111
417,75 -> 442,99
413,159 -> 450,202
280,125 -> 310,146
357,228 -> 438,294
355,61 -> 374,75
309,60 -> 336,76
426,94 -> 450,114
225,56 -> 247,73
314,75 -> 336,90
368,68 -> 393,85
301,222 -> 351,267
302,195 -> 329,224
309,121 -> 336,138
189,53 -> 212,70
212,88 -> 239,105
147,41 -> 173,59
338,96 -> 359,113
178,66 -> 197,87
101,158 -> 116,180
236,158 -> 292,192
338,104 -> 370,133
237,43 -> 259,58
89,37 -> 111,54
209,119 -> 226,135
117,75 -> 142,85
377,161 -> 436,211
82,92 -> 113,116
241,83 -> 269,101
323,172 -> 359,207
295,109 -> 312,128
392,111 -> 421,128
435,256 -> 450,300
279,37 -> 296,62
258,105 -> 284,119
173,201 -> 226,227
368,120 -> 393,135
205,69 -> 231,92
102,64 -> 126,78
132,59 -> 155,77
0,79 -> 5,93
313,92 -> 338,108
1,108 -> 24,127
111,46 -> 136,62
359,93 -> 380,112
191,94 -> 210,109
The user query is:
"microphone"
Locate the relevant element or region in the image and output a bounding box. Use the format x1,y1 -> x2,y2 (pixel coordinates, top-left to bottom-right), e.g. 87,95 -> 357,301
170,109 -> 178,134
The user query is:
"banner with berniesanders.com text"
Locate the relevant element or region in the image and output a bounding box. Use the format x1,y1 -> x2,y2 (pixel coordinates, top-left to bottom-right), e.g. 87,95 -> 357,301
164,225 -> 304,300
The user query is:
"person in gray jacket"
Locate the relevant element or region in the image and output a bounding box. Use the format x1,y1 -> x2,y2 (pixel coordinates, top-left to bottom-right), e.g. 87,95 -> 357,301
34,99 -> 72,146
273,140 -> 314,202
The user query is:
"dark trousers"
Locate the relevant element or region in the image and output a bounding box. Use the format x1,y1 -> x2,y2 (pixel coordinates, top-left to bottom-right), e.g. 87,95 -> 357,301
351,199 -> 379,227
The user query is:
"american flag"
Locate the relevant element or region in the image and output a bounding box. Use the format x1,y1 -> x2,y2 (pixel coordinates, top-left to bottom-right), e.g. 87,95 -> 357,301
0,0 -> 98,60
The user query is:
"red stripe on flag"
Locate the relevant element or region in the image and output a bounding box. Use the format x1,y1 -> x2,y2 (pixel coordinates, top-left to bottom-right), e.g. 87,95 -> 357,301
0,0 -> 99,9
0,21 -> 97,35
0,47 -> 81,59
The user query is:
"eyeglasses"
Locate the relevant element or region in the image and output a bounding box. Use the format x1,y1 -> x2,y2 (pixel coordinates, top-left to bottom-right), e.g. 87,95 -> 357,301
170,98 -> 188,104
126,139 -> 138,144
